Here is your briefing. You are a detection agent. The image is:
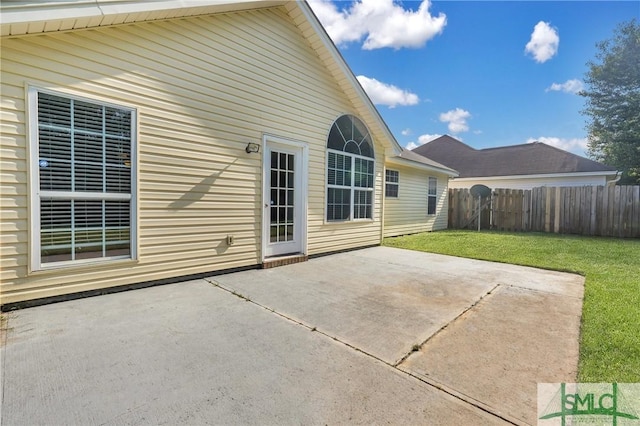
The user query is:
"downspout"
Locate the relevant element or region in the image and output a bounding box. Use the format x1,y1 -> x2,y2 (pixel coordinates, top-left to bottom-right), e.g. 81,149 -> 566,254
94,0 -> 105,16
607,171 -> 622,186
380,160 -> 386,244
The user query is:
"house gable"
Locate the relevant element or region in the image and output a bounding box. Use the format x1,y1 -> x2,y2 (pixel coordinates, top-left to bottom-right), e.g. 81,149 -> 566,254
0,2 -> 400,305
0,0 -> 403,157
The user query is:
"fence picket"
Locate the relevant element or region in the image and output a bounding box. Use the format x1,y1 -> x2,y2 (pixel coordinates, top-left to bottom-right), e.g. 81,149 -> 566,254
449,185 -> 640,238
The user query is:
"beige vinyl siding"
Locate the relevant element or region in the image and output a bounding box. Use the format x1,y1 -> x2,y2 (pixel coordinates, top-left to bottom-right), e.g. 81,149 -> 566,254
383,164 -> 449,237
0,6 -> 387,304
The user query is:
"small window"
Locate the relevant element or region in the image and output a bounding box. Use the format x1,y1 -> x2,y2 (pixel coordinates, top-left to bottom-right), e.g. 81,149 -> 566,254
385,170 -> 399,198
427,177 -> 437,215
326,115 -> 375,221
31,89 -> 136,269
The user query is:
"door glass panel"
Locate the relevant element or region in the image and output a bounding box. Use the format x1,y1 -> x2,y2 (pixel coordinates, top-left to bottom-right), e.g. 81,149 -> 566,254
270,150 -> 295,243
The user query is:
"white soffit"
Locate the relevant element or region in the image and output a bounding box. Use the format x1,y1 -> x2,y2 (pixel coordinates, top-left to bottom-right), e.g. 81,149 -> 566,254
1,0 -> 285,36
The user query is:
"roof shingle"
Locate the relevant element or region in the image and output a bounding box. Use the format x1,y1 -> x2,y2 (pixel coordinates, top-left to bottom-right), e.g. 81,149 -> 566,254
412,135 -> 617,178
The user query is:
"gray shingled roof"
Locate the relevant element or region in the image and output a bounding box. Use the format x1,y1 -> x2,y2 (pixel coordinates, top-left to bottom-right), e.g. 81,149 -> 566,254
411,135 -> 617,178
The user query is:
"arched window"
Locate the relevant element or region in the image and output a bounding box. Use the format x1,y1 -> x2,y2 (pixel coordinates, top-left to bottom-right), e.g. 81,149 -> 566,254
326,115 -> 375,221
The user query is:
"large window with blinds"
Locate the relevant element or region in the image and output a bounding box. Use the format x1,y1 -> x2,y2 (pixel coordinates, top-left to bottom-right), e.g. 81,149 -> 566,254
326,115 -> 375,221
30,89 -> 136,268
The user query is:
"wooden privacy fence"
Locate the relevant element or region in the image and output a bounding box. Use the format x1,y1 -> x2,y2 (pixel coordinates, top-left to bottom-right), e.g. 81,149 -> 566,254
448,185 -> 640,238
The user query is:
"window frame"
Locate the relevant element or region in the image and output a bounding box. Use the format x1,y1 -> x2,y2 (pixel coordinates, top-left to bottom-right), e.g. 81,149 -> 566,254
28,87 -> 138,271
325,115 -> 376,223
427,176 -> 437,215
385,169 -> 399,198
326,148 -> 375,222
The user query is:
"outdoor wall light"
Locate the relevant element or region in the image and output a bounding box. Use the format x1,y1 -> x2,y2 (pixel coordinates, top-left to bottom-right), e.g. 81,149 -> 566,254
245,142 -> 260,154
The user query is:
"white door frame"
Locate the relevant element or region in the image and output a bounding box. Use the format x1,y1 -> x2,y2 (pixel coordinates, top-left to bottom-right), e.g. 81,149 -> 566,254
261,134 -> 308,260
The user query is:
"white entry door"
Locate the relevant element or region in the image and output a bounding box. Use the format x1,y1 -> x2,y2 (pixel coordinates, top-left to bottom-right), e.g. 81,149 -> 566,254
263,137 -> 306,258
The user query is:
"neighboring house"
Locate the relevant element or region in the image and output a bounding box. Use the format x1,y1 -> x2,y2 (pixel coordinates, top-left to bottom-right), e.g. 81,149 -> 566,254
0,0 -> 456,306
413,135 -> 618,190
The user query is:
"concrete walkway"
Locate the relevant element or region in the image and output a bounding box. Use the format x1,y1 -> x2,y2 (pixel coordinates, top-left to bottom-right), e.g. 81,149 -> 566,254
0,247 -> 584,425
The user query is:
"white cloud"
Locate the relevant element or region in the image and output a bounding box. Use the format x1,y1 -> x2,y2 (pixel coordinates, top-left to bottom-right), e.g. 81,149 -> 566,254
406,133 -> 441,150
357,75 -> 419,108
401,128 -> 412,136
308,0 -> 446,50
439,108 -> 471,133
525,21 -> 559,63
546,79 -> 584,94
527,137 -> 588,154
406,142 -> 419,150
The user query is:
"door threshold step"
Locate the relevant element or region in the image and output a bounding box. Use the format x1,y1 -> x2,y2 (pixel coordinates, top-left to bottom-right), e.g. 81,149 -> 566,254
262,254 -> 308,269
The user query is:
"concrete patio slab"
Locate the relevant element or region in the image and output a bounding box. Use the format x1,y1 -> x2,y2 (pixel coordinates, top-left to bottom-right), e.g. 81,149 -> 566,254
213,247 -> 583,365
0,279 -> 501,425
1,246 -> 585,425
355,247 -> 584,298
212,249 -> 496,366
399,284 -> 583,425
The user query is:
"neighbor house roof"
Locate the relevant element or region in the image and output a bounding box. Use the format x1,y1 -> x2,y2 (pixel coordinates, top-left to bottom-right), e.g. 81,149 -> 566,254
0,0 -> 409,159
412,135 -> 617,178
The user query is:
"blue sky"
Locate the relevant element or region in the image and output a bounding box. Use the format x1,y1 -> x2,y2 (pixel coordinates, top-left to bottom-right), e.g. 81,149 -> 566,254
308,0 -> 639,156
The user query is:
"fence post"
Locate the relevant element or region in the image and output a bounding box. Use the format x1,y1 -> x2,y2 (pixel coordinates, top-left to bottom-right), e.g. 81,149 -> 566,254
589,186 -> 597,235
623,185 -> 634,237
633,185 -> 640,238
523,189 -> 531,231
544,188 -> 551,232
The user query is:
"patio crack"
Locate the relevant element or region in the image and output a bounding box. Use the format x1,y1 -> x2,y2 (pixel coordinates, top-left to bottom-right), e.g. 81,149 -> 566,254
206,279 -> 520,425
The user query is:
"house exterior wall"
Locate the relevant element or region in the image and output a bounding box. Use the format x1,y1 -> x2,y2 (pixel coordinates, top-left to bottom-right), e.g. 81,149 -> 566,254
448,174 -> 612,190
383,164 -> 449,237
0,7 -> 387,304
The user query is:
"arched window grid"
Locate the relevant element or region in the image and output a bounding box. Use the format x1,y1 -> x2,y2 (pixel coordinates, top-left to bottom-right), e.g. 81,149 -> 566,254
326,115 -> 375,222
333,121 -> 372,157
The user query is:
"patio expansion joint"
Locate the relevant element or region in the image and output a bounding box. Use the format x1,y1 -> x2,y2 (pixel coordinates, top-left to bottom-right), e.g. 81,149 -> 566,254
500,282 -> 584,299
206,278 -> 520,425
205,278 -> 326,331
205,278 -> 398,366
389,282 -> 526,425
393,283 -> 502,368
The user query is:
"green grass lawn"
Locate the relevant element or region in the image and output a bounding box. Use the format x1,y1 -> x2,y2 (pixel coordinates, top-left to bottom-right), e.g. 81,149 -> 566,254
384,230 -> 640,382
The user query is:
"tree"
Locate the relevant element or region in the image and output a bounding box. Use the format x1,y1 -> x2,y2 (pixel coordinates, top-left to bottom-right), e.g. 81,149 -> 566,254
580,20 -> 640,184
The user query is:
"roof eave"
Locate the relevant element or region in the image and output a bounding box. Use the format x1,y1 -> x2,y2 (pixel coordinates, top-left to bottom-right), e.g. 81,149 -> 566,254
1,0 -> 286,36
386,156 -> 459,177
293,1 -> 404,156
452,170 -> 619,181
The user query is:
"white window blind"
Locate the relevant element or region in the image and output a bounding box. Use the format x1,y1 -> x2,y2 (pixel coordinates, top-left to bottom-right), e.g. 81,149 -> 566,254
35,91 -> 134,266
